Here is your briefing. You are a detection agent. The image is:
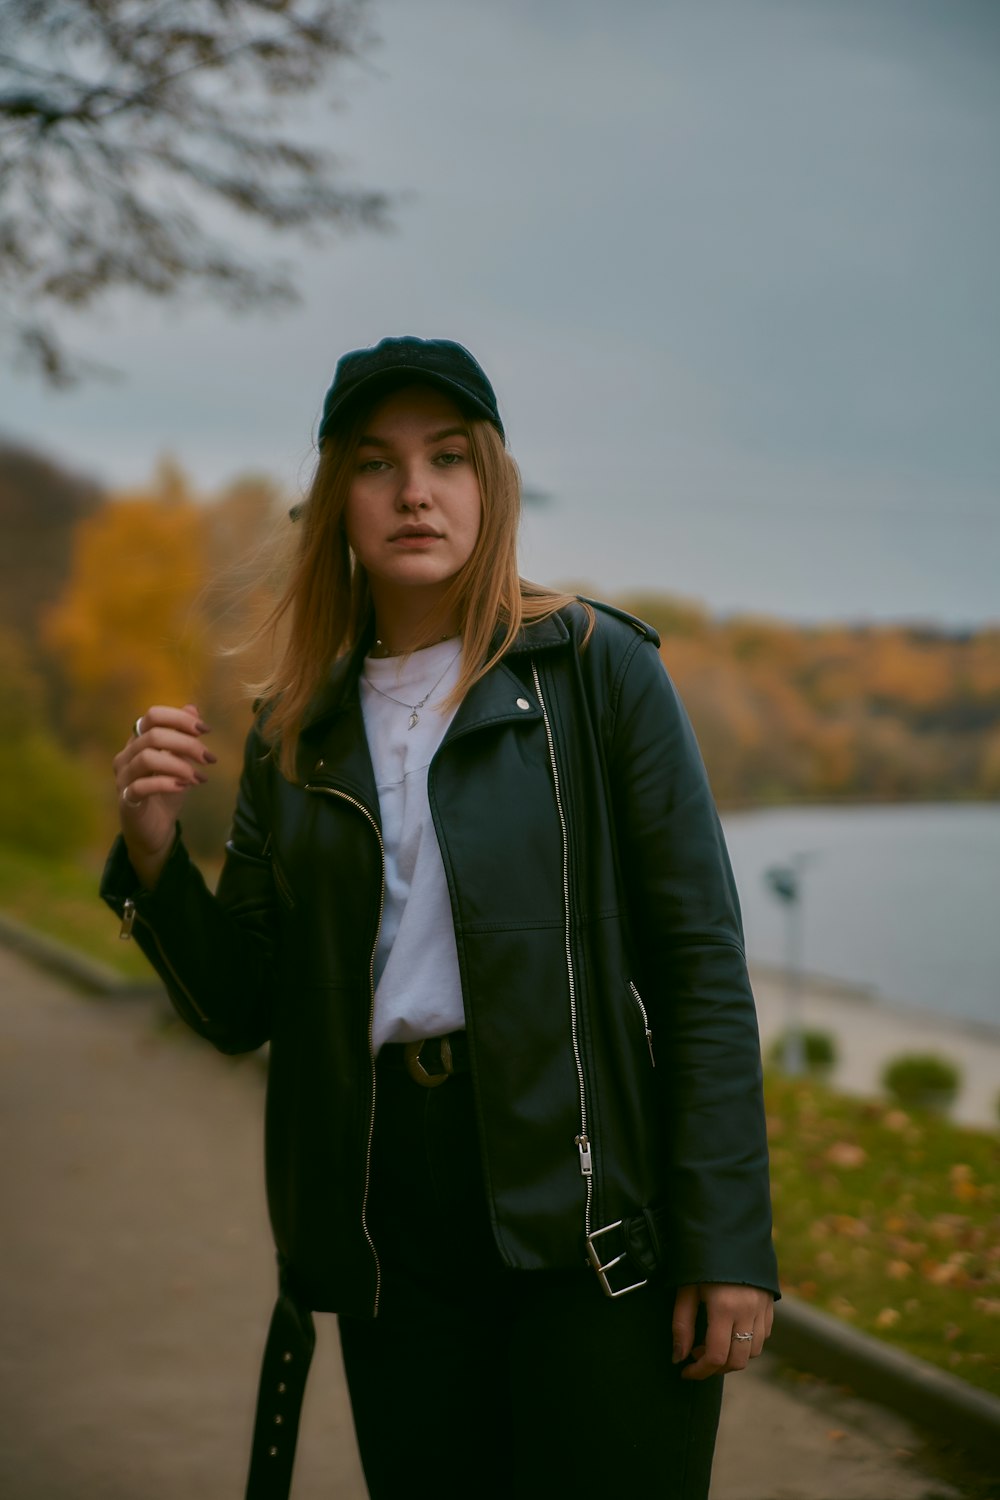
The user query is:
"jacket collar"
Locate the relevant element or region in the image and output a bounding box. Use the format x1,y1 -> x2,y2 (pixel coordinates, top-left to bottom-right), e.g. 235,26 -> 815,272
500,611 -> 569,655
299,610 -> 569,735
295,611 -> 567,794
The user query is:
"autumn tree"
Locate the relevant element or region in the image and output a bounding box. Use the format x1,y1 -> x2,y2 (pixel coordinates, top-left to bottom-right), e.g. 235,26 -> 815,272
43,462 -> 212,750
0,0 -> 388,382
0,441 -> 102,641
641,598 -> 1000,806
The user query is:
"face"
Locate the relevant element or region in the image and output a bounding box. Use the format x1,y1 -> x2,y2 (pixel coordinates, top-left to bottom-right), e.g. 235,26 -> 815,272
343,384 -> 482,617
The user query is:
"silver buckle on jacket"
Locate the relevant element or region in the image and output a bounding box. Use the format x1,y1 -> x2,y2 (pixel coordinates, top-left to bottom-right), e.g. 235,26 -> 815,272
585,1220 -> 649,1299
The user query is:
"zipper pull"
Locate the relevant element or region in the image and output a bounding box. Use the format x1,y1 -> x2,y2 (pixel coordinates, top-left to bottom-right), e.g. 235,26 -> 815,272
119,898 -> 136,941
575,1134 -> 593,1176
645,1030 -> 656,1068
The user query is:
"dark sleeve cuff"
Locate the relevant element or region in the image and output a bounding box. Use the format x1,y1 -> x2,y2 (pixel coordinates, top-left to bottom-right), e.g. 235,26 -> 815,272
100,826 -> 187,923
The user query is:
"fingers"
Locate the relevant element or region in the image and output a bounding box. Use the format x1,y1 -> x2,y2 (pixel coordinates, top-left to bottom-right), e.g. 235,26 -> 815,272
128,734 -> 215,777
679,1285 -> 774,1381
116,708 -> 213,767
114,704 -> 215,805
671,1283 -> 699,1365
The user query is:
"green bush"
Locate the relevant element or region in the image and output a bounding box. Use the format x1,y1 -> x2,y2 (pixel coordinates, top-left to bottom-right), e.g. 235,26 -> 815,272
0,732 -> 100,856
767,1027 -> 838,1076
881,1052 -> 961,1112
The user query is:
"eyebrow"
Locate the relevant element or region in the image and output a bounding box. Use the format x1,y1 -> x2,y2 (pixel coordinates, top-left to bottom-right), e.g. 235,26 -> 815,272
356,425 -> 470,448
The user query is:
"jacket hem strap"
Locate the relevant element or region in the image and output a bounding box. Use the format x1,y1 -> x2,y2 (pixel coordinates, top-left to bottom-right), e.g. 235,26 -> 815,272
245,1281 -> 316,1500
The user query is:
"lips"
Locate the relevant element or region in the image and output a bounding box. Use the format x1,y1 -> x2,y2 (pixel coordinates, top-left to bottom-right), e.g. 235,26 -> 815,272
389,525 -> 442,540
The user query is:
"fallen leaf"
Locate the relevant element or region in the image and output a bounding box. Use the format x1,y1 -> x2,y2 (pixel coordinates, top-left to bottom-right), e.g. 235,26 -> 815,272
825,1141 -> 868,1169
831,1215 -> 869,1238
875,1308 -> 900,1329
829,1296 -> 857,1320
886,1260 -> 912,1280
925,1261 -> 967,1287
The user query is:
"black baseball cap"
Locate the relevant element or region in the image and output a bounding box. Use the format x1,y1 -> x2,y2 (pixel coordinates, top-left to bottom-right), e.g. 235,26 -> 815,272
317,336 -> 505,447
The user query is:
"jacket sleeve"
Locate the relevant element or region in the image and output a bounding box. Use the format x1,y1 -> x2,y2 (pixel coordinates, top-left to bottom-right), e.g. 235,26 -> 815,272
607,636 -> 779,1297
99,725 -> 279,1055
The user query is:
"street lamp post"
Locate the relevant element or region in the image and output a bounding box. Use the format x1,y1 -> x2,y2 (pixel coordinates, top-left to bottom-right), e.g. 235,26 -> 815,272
764,853 -> 812,1075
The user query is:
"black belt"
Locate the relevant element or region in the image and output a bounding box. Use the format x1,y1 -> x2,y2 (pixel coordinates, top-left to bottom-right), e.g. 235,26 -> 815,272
378,1030 -> 469,1087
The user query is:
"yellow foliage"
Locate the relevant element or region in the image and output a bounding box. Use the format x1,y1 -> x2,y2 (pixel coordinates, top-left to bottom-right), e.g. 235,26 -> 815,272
43,482 -> 210,749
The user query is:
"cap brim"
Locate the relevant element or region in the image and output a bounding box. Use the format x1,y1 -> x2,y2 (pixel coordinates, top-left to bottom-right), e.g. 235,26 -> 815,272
320,367 -> 501,444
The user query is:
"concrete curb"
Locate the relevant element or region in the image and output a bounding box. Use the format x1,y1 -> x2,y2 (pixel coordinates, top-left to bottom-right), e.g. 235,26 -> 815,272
772,1294 -> 1000,1467
0,910 -> 163,1000
749,959 -> 1000,1044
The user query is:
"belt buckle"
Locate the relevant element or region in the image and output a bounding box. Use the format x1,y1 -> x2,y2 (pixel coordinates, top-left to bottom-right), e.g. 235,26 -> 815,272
585,1220 -> 649,1299
404,1037 -> 454,1088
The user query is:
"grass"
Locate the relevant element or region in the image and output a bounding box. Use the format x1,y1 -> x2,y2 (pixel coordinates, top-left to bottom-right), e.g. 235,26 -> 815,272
767,1071 -> 1000,1399
0,843 -> 162,981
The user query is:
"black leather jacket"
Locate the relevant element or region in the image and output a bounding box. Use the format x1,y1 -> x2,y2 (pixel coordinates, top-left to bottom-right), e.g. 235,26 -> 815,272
102,601 -> 779,1318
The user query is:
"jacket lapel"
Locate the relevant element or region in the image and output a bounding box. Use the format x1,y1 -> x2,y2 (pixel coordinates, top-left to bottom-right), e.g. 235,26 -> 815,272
297,644 -> 381,815
441,613 -> 569,745
294,611 -> 572,778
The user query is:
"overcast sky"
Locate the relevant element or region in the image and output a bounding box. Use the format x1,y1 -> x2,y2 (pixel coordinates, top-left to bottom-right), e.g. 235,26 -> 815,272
3,0 -> 998,625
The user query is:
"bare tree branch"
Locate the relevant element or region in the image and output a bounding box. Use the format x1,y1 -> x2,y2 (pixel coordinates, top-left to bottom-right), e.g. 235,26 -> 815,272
0,0 -> 390,383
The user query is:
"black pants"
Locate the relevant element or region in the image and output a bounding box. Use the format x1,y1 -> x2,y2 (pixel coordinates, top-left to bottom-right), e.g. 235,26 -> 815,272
338,1058 -> 722,1498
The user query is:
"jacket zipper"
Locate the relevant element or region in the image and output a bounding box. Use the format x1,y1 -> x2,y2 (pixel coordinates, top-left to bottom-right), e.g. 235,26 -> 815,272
304,783 -> 385,1317
628,981 -> 655,1067
530,661 -> 594,1238
119,897 -> 211,1024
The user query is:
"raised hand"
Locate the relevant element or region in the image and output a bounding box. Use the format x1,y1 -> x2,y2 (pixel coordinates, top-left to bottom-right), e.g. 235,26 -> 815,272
113,704 -> 216,889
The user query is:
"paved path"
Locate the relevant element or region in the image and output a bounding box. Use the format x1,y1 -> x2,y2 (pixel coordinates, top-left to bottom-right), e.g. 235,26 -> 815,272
0,945 -> 979,1499
751,965 -> 1000,1129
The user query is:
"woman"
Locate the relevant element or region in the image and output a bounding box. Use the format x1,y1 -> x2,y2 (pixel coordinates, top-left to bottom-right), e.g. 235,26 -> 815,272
103,336 -> 778,1499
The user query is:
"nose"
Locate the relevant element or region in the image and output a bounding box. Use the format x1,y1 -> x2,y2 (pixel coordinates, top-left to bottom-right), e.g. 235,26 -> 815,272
396,460 -> 432,512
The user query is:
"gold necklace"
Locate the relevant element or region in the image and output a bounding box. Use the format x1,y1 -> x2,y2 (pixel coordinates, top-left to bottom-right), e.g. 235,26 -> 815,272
369,631 -> 458,660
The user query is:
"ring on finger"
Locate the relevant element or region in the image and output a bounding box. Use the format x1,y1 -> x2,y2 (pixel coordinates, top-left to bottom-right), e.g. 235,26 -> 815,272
131,716 -> 144,739
121,787 -> 144,808
731,1331 -> 754,1343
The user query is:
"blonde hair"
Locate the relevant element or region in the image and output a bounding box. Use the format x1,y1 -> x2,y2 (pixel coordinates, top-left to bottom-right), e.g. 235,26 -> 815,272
252,393 -> 591,779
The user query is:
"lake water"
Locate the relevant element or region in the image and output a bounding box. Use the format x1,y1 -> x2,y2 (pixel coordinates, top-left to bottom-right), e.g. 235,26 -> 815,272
720,803 -> 1000,1030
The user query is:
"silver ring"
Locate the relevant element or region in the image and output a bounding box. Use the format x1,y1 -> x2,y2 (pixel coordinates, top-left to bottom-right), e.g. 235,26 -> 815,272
731,1331 -> 754,1342
121,787 -> 144,808
132,716 -> 144,738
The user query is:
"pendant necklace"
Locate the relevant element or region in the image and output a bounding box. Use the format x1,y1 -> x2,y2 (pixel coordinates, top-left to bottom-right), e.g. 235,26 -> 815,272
362,647 -> 462,730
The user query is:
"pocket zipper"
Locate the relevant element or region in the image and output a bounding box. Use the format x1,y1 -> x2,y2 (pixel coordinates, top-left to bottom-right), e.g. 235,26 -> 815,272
628,981 -> 655,1067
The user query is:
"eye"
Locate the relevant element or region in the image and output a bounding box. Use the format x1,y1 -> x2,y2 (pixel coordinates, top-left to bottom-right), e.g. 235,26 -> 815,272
357,457 -> 388,474
434,450 -> 465,467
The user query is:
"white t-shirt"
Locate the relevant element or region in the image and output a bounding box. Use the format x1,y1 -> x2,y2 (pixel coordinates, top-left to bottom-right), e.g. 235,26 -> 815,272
359,639 -> 466,1053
